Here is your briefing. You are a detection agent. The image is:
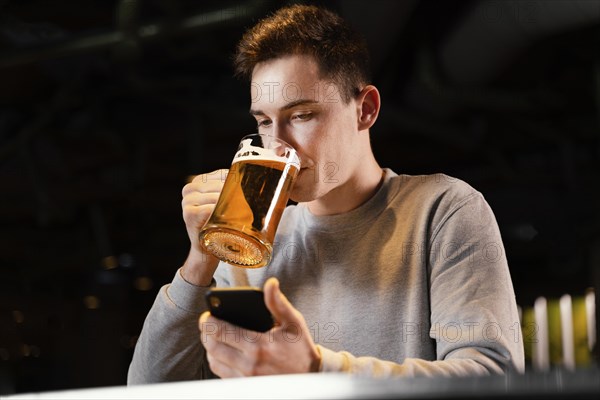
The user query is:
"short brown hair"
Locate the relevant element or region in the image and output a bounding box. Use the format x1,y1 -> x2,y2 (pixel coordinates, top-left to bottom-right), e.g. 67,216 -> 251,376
234,4 -> 372,103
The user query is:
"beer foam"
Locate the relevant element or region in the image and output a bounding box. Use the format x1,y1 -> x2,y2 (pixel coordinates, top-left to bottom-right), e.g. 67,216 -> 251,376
232,138 -> 301,168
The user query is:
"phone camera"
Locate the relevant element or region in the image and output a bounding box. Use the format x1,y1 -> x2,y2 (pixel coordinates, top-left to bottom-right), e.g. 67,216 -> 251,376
209,296 -> 221,308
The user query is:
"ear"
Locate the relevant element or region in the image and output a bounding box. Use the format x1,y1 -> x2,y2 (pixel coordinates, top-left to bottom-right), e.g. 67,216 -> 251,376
356,85 -> 381,131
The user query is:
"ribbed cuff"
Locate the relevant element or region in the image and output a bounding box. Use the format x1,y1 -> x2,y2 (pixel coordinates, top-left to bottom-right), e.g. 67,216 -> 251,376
166,268 -> 216,314
316,345 -> 348,373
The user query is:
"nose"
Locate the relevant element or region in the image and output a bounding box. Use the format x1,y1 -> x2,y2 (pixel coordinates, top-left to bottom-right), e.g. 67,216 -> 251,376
271,124 -> 302,168
271,123 -> 296,150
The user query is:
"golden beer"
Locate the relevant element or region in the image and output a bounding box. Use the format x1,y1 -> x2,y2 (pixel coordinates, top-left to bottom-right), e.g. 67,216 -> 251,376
199,134 -> 300,268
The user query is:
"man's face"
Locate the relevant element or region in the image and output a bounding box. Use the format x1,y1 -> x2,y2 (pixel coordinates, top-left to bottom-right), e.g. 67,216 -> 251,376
250,54 -> 362,203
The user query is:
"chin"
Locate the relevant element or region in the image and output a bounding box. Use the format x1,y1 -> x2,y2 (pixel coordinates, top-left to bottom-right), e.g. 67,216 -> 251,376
290,187 -> 317,204
290,171 -> 329,203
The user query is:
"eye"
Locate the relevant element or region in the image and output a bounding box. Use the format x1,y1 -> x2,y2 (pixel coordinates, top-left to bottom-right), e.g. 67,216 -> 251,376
256,119 -> 272,128
292,113 -> 312,121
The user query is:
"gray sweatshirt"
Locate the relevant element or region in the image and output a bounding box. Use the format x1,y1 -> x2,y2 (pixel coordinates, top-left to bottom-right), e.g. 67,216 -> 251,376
128,169 -> 525,383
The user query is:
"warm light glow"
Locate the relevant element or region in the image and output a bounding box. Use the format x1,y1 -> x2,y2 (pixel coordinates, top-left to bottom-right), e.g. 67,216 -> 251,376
12,310 -> 24,324
21,344 -> 30,357
102,256 -> 118,270
134,277 -> 153,291
83,295 -> 101,309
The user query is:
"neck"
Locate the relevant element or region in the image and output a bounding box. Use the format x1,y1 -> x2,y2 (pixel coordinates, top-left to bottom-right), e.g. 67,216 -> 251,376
307,156 -> 383,216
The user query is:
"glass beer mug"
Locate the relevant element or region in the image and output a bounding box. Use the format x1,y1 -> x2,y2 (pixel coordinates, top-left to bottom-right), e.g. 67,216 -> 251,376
198,133 -> 301,268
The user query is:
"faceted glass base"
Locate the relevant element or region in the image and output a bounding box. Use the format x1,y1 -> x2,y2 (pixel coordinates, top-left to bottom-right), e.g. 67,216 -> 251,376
201,229 -> 270,268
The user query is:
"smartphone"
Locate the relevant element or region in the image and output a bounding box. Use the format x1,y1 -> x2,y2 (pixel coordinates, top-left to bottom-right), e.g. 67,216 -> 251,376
205,287 -> 275,332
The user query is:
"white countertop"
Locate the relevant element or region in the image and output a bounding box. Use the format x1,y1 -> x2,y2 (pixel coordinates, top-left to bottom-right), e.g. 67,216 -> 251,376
3,368 -> 600,400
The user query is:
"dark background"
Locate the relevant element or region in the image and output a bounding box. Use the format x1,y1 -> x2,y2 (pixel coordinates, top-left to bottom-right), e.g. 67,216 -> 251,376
1,0 -> 599,395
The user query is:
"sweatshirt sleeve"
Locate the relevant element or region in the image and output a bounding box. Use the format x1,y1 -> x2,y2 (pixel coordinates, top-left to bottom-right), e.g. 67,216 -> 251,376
318,346 -> 500,377
318,190 -> 525,378
127,268 -> 218,384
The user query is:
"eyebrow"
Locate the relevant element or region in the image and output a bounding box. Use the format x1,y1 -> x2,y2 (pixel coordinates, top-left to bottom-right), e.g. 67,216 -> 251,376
249,99 -> 320,116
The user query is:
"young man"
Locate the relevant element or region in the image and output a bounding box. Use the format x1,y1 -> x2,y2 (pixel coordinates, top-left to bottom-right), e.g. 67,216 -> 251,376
128,4 -> 524,382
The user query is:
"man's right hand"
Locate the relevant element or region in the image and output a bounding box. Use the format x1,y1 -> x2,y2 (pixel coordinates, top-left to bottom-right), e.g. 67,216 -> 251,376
180,169 -> 229,286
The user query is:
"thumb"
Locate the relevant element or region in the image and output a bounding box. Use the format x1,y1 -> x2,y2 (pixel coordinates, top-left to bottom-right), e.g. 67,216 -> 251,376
263,277 -> 299,325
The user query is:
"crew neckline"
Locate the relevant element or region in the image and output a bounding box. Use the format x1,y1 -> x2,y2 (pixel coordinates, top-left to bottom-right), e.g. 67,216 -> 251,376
298,168 -> 397,232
